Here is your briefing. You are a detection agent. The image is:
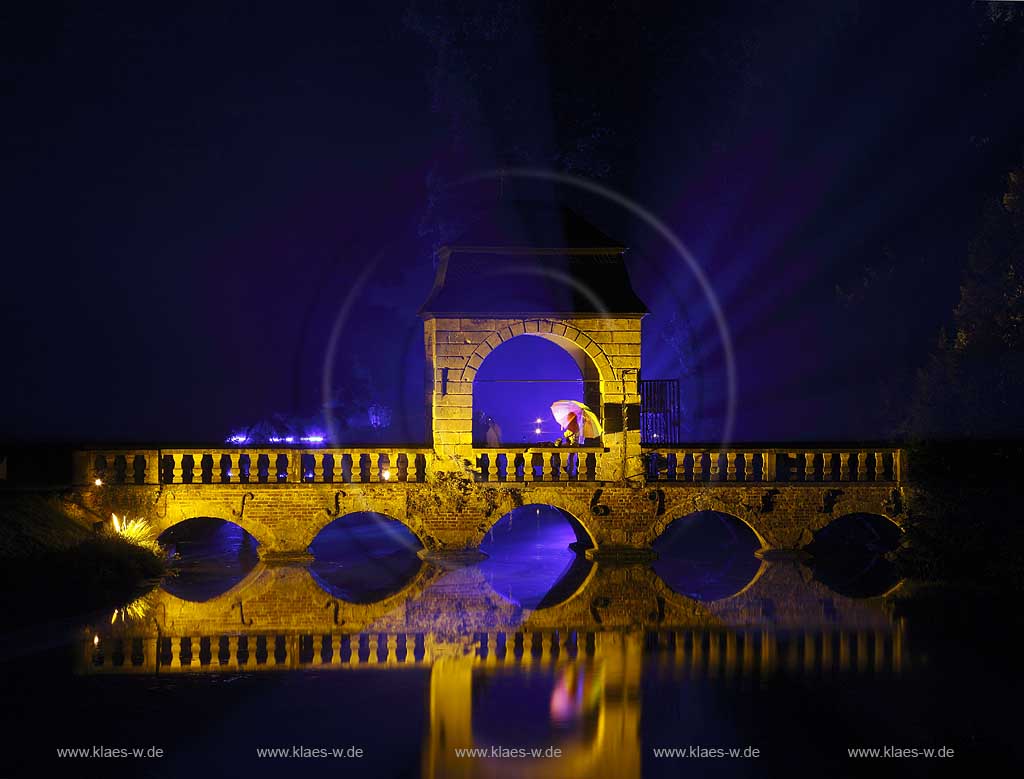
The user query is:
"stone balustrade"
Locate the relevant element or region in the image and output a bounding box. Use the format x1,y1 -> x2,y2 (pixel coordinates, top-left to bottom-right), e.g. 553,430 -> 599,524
74,448 -> 434,486
73,445 -> 904,486
641,446 -> 903,483
82,626 -> 902,676
473,447 -> 604,482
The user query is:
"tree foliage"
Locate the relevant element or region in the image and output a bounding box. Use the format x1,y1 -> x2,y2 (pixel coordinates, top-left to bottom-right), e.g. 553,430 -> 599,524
906,157 -> 1024,438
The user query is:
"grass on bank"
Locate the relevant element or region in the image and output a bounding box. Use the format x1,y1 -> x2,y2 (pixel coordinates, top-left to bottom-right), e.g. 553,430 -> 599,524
0,492 -> 166,624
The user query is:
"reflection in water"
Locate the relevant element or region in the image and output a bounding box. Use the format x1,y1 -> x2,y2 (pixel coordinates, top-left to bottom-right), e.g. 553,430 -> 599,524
309,512 -> 423,603
473,666 -> 600,751
158,518 -> 259,602
479,505 -> 593,609
651,511 -> 763,601
808,513 -> 903,598
61,535 -> 934,779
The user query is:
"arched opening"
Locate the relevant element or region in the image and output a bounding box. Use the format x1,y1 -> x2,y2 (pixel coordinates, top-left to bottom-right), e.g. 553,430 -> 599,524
308,512 -> 424,603
472,334 -> 600,446
478,505 -> 594,609
472,663 -> 600,752
652,511 -> 763,601
158,517 -> 259,602
806,513 -> 902,598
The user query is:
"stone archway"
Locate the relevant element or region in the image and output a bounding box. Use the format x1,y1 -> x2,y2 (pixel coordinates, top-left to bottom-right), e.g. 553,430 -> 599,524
461,320 -> 618,415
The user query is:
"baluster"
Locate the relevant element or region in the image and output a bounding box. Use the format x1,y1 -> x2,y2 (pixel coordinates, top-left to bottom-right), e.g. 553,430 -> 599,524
330,635 -> 342,665
709,452 -> 721,481
192,454 -> 204,484
170,453 -> 184,484
874,631 -> 886,672
764,451 -> 776,482
804,452 -> 816,482
286,451 -> 300,483
760,630 -> 776,675
369,633 -> 382,663
726,452 -> 737,481
822,452 -> 834,481
546,453 -> 558,481
707,633 -> 720,678
838,631 -> 850,672
821,632 -> 834,675
856,631 -> 869,672
857,451 -> 868,481
315,452 -> 326,482
170,638 -> 182,669
724,632 -> 737,677
227,636 -> 239,669
692,451 -> 704,481
189,636 -> 201,668
839,452 -> 851,481
690,631 -> 704,674
386,635 -> 397,664
802,632 -> 815,675
742,632 -> 755,675
874,451 -> 885,481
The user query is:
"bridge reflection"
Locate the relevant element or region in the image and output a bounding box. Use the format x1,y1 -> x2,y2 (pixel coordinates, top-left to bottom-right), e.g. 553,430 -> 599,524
80,559 -> 907,779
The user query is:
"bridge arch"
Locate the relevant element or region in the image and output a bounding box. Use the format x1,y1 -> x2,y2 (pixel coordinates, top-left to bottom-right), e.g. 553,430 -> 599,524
460,321 -> 617,387
308,511 -> 425,604
479,503 -> 596,611
483,501 -> 598,548
156,517 -> 261,603
810,511 -> 904,551
648,500 -> 768,551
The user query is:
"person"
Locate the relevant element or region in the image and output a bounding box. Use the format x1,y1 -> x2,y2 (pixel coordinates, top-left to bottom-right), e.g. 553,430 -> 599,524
562,411 -> 580,446
473,410 -> 489,445
561,411 -> 582,477
485,416 -> 502,446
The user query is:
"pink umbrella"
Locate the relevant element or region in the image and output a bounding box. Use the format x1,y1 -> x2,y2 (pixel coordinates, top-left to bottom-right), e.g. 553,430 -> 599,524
550,400 -> 603,440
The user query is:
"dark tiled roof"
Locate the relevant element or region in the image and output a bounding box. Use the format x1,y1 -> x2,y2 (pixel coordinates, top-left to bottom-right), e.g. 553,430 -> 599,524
420,204 -> 647,316
449,203 -> 625,249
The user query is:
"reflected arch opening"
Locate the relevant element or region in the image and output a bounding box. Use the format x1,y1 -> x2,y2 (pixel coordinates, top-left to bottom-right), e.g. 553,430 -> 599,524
157,517 -> 259,603
308,512 -> 424,603
479,504 -> 594,610
807,513 -> 903,598
652,511 -> 762,602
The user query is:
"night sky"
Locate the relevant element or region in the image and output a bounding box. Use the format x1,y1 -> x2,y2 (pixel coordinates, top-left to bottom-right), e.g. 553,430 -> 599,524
3,2 -> 1023,444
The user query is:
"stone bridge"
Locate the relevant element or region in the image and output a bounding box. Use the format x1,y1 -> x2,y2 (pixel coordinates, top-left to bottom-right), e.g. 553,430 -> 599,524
71,443 -> 906,560
66,209 -> 908,561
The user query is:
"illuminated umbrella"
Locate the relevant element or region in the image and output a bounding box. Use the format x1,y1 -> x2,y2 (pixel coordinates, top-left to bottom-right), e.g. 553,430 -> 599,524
549,400 -> 603,439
